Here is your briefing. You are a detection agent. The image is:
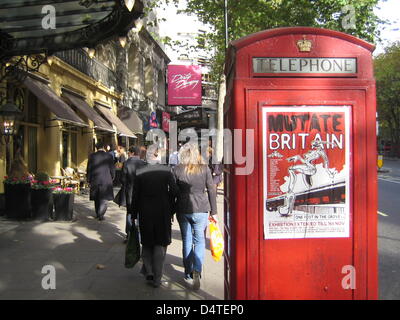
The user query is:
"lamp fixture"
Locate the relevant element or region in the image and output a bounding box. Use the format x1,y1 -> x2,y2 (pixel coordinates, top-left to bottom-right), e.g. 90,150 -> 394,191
47,55 -> 54,66
119,35 -> 128,48
124,0 -> 135,12
0,101 -> 22,140
0,101 -> 22,174
134,19 -> 144,32
88,48 -> 96,59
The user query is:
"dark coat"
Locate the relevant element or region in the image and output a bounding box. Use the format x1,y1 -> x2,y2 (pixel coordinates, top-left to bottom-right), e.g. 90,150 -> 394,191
173,164 -> 218,216
209,161 -> 224,185
86,150 -> 115,201
121,157 -> 146,213
132,164 -> 178,247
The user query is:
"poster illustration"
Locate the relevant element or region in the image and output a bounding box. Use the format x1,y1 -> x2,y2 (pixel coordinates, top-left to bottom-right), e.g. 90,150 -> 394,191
262,106 -> 351,239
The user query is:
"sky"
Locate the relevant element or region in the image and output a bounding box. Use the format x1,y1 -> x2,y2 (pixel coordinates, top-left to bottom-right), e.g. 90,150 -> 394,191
374,0 -> 400,55
157,0 -> 400,60
156,1 -> 207,64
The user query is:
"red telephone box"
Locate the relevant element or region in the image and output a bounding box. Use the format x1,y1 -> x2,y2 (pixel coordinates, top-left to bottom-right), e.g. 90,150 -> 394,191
224,27 -> 377,300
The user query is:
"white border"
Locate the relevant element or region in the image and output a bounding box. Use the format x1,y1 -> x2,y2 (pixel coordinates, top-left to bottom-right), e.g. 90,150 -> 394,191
262,106 -> 351,239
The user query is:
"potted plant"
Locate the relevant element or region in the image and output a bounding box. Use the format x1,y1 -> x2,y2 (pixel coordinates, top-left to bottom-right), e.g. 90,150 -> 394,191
31,172 -> 56,221
3,174 -> 33,219
52,187 -> 75,221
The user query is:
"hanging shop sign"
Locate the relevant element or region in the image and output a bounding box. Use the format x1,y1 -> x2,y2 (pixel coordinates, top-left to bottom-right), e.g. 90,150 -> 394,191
172,108 -> 207,129
262,106 -> 351,239
167,65 -> 202,106
162,111 -> 170,132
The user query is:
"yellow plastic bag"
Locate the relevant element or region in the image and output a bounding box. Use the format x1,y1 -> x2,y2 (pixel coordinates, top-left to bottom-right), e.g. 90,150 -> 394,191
209,220 -> 224,262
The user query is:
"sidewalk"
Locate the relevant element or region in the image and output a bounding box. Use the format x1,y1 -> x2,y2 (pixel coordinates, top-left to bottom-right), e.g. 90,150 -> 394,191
0,190 -> 224,300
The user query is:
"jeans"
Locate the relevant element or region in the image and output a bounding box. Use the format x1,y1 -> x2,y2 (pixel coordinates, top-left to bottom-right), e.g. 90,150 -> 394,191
177,212 -> 208,277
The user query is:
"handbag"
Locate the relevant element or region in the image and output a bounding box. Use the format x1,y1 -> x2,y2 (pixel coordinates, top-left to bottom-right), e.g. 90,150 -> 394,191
125,224 -> 141,268
113,187 -> 126,207
209,220 -> 224,262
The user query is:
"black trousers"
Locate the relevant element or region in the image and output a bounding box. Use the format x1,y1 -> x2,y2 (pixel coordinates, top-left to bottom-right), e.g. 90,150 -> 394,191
94,198 -> 108,218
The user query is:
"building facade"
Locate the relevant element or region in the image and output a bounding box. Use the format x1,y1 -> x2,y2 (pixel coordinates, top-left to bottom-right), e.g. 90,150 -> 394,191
0,25 -> 170,193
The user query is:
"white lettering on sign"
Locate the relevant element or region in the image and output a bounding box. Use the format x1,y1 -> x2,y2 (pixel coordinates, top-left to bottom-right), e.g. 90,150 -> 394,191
253,57 -> 357,74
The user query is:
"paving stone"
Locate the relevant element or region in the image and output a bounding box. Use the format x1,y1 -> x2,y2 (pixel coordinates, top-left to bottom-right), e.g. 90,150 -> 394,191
0,193 -> 225,300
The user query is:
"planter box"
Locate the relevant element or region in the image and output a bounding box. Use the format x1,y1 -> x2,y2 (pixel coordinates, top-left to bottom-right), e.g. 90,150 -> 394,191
53,193 -> 74,221
31,189 -> 54,220
4,183 -> 32,219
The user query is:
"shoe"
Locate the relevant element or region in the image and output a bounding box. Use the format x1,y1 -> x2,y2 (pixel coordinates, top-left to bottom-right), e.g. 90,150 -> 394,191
98,216 -> 105,221
152,281 -> 161,288
193,270 -> 201,291
183,277 -> 193,288
146,275 -> 154,285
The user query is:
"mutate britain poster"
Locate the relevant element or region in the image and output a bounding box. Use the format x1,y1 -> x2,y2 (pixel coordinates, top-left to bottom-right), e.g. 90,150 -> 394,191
262,106 -> 351,239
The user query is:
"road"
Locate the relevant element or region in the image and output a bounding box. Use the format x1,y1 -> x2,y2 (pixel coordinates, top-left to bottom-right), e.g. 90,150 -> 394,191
378,158 -> 400,300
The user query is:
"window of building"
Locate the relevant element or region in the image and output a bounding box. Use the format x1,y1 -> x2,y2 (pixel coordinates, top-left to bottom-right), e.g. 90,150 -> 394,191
7,85 -> 39,173
144,58 -> 154,98
157,70 -> 165,106
61,128 -> 78,169
27,92 -> 39,123
62,131 -> 69,169
27,127 -> 37,174
128,44 -> 141,92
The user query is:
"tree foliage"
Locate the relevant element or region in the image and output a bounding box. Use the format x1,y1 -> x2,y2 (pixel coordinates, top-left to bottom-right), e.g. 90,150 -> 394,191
374,42 -> 400,155
154,0 -> 382,83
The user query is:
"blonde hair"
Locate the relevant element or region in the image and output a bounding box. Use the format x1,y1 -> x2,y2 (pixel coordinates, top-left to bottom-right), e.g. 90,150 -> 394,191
179,142 -> 206,174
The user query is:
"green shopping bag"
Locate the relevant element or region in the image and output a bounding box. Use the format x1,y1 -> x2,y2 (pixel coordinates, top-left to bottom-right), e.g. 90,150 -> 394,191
125,224 -> 141,268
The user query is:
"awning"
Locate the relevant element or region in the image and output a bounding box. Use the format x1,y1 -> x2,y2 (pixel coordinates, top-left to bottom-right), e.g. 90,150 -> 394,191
23,76 -> 87,127
95,104 -> 137,138
119,107 -> 143,134
62,92 -> 115,133
0,0 -> 144,57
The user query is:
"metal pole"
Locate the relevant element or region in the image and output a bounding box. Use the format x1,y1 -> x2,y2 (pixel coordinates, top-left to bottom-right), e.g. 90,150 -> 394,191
224,0 -> 228,48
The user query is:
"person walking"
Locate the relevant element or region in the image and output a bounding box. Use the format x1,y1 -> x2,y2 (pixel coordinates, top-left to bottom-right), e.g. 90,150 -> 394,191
208,147 -> 224,190
139,146 -> 147,161
130,149 -> 178,288
121,146 -> 146,241
118,146 -> 127,163
86,141 -> 115,221
168,142 -> 182,167
106,144 -> 117,163
114,146 -> 127,187
172,142 -> 218,290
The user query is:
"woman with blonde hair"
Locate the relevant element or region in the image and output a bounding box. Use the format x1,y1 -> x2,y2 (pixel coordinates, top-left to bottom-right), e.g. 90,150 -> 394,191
172,142 -> 217,290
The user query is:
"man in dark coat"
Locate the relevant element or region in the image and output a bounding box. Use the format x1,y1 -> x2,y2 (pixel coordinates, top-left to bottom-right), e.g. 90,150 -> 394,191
121,146 -> 146,239
131,151 -> 178,288
86,141 -> 115,221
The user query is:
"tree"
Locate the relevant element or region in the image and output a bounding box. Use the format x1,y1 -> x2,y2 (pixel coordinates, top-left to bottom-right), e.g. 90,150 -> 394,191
178,0 -> 382,83
374,42 -> 400,156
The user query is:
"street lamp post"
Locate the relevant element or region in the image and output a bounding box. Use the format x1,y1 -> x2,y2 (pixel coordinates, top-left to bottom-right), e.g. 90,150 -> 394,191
0,101 -> 22,174
224,0 -> 229,48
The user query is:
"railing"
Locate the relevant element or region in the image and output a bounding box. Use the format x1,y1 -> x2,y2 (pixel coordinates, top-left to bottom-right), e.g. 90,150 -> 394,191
54,49 -> 117,91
